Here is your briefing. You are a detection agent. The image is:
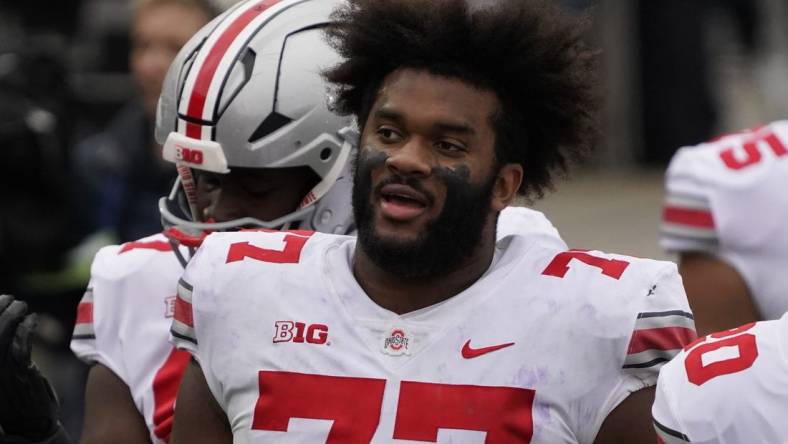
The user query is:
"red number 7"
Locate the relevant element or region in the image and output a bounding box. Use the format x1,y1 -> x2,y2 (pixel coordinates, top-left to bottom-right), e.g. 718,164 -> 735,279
542,250 -> 630,279
225,232 -> 314,264
252,372 -> 385,442
395,381 -> 534,442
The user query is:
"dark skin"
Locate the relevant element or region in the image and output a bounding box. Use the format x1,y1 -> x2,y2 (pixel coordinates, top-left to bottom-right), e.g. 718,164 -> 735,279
193,166 -> 319,223
352,69 -> 522,314
170,360 -> 231,443
352,69 -> 655,442
82,166 -> 317,443
80,366 -> 151,444
173,68 -> 654,442
678,252 -> 758,337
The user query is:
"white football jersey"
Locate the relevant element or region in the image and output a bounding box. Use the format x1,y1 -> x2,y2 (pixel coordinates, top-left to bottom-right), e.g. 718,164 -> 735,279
652,313 -> 788,444
69,207 -> 563,443
171,229 -> 694,443
70,233 -> 191,444
660,121 -> 788,319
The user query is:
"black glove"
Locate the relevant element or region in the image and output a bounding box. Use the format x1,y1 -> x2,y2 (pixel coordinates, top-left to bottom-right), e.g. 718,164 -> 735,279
0,295 -> 69,444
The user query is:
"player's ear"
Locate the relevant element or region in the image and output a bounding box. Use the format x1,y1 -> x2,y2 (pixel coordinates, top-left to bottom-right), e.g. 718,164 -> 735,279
491,162 -> 523,212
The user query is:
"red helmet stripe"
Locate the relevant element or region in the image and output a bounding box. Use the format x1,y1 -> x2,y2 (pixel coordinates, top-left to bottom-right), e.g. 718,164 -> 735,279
185,0 -> 283,139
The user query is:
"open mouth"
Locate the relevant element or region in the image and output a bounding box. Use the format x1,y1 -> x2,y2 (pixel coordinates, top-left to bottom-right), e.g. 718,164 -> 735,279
379,184 -> 429,221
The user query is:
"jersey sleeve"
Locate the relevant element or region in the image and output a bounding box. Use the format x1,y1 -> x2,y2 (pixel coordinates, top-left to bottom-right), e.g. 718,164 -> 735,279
653,364 -> 692,444
557,254 -> 697,443
651,354 -> 690,444
168,232 -> 256,413
621,264 -> 696,385
169,233 -> 225,364
660,146 -> 719,255
169,252 -> 203,359
69,246 -> 128,382
588,262 -> 695,442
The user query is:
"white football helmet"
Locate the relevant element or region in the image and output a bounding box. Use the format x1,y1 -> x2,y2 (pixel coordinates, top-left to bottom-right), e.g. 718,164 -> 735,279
156,0 -> 355,249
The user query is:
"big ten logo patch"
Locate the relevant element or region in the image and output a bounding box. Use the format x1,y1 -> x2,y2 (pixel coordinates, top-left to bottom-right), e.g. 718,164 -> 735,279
165,296 -> 176,318
382,328 -> 410,356
273,321 -> 329,345
175,145 -> 204,165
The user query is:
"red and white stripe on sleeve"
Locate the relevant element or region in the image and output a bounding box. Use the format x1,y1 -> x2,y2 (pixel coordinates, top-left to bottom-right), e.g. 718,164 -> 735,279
660,191 -> 718,252
623,310 -> 697,370
170,278 -> 197,348
72,288 -> 96,340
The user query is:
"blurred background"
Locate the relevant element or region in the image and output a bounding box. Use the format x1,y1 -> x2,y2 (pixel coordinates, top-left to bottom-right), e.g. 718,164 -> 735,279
2,0 -> 788,438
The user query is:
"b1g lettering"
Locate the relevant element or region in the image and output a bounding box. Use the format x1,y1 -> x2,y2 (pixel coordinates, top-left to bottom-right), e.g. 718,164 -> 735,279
175,146 -> 204,165
273,321 -> 328,345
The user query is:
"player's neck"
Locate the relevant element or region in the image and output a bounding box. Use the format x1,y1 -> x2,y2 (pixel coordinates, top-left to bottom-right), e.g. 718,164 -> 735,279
352,231 -> 497,315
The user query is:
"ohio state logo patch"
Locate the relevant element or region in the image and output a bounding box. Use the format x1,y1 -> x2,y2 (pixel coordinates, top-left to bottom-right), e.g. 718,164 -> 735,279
382,328 -> 410,356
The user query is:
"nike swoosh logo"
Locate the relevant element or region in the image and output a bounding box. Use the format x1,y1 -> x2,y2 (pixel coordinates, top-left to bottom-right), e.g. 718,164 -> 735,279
461,340 -> 515,359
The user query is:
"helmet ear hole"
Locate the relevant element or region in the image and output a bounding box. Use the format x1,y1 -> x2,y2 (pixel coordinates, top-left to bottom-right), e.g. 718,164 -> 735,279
320,147 -> 332,161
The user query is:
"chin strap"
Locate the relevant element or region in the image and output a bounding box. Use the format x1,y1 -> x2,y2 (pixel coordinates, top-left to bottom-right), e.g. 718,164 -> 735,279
163,226 -> 211,249
162,226 -> 211,268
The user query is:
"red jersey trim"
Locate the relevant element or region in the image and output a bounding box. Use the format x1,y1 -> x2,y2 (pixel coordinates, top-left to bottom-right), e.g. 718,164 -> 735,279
76,302 -> 94,325
174,297 -> 194,328
119,240 -> 173,254
628,327 -> 697,355
662,207 -> 715,229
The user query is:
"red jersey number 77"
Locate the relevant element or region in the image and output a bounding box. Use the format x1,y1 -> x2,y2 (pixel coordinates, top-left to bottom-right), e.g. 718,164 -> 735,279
252,371 -> 536,442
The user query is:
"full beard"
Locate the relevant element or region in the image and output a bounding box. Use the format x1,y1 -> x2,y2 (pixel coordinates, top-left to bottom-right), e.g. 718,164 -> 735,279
352,148 -> 497,280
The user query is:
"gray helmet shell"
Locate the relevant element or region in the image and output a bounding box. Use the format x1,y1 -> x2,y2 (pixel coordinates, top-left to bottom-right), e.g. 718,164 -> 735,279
156,0 -> 355,235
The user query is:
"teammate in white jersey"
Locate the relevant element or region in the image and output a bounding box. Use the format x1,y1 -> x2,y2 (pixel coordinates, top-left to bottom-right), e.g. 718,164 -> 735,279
660,122 -> 788,335
68,2 -> 355,443
654,123 -> 788,441
170,1 -> 695,442
63,0 -> 565,443
652,313 -> 788,444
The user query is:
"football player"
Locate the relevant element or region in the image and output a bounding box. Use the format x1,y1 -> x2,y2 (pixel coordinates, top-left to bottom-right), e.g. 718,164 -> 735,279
652,314 -> 788,444
169,0 -> 695,442
653,124 -> 788,442
1,0 -> 564,441
2,0 -> 564,442
63,1 -> 562,444
659,122 -> 788,336
68,2 -> 356,443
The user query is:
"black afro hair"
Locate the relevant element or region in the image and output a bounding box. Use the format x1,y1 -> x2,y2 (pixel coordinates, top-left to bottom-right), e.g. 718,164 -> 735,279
324,0 -> 601,199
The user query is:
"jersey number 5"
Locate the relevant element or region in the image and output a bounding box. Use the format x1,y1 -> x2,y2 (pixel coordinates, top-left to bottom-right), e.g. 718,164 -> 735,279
252,371 -> 535,443
719,128 -> 787,170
